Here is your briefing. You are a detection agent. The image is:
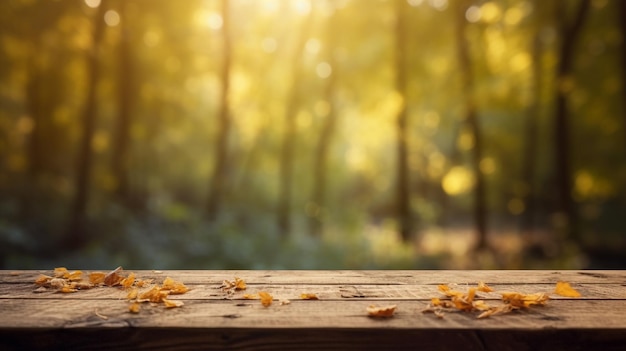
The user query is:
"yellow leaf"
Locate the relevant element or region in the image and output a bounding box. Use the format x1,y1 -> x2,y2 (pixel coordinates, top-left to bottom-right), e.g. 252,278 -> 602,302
163,299 -> 184,308
129,302 -> 141,313
127,288 -> 138,300
554,281 -> 581,298
89,272 -> 106,285
259,291 -> 273,307
477,281 -> 493,293
300,293 -> 319,300
121,272 -> 136,289
366,304 -> 396,318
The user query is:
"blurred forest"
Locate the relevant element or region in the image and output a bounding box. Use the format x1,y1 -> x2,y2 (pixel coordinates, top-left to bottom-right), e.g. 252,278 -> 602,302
1,0 -> 625,269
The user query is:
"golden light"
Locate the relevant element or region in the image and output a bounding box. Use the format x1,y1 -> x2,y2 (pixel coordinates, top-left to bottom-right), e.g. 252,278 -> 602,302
479,157 -> 496,175
104,10 -> 120,27
465,6 -> 481,23
262,37 -> 277,53
407,0 -> 424,7
442,166 -> 474,195
316,62 -> 332,79
84,0 -> 101,9
480,2 -> 502,24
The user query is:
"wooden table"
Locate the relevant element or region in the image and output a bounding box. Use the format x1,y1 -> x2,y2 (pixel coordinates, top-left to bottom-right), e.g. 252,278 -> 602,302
1,270 -> 625,350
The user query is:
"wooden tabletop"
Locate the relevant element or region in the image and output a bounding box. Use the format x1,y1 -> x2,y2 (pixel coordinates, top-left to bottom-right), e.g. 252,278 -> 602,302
1,270 -> 625,350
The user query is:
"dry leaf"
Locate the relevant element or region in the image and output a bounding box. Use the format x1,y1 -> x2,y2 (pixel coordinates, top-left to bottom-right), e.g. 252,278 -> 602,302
104,266 -> 124,286
89,272 -> 106,285
35,274 -> 52,286
127,288 -> 139,300
54,267 -> 68,278
121,272 -> 136,289
554,281 -> 581,298
162,277 -> 189,294
163,299 -> 184,308
258,291 -> 273,307
280,299 -> 291,305
129,302 -> 141,313
243,293 -> 258,299
367,304 -> 396,318
477,281 -> 493,293
300,293 -> 319,300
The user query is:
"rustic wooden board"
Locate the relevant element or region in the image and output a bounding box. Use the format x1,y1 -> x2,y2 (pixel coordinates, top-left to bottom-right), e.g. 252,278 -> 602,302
3,269 -> 626,284
1,270 -> 625,350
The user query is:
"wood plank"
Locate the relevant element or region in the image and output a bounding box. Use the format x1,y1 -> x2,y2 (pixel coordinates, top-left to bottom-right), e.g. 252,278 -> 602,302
2,282 -> 625,300
1,298 -> 625,329
3,270 -> 626,285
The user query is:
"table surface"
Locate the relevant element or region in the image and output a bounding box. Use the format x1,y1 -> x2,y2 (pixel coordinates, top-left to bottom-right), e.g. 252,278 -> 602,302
1,269 -> 625,350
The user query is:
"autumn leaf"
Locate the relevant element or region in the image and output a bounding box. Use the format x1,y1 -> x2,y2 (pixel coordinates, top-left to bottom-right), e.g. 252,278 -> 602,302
163,299 -> 184,308
89,272 -> 106,285
162,277 -> 189,294
35,274 -> 52,286
300,293 -> 319,300
259,291 -> 273,307
243,293 -> 258,299
367,304 -> 396,318
554,281 -> 581,298
121,272 -> 136,289
129,302 -> 141,313
104,266 -> 124,286
54,267 -> 68,278
127,288 -> 139,300
477,281 -> 493,293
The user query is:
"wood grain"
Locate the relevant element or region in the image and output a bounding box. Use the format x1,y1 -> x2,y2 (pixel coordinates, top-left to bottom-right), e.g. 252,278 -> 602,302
1,270 -> 625,350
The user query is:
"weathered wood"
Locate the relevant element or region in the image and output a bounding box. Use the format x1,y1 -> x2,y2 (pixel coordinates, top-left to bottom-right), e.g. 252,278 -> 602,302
1,270 -> 625,350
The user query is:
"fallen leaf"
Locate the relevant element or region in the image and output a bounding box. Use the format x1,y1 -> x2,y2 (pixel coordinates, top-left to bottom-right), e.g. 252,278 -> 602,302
367,304 -> 396,318
129,302 -> 141,313
163,299 -> 184,308
477,281 -> 493,293
127,288 -> 139,300
259,291 -> 273,307
89,272 -> 106,285
554,281 -> 581,298
300,293 -> 319,300
162,277 -> 189,294
121,272 -> 136,289
104,266 -> 124,286
243,293 -> 258,299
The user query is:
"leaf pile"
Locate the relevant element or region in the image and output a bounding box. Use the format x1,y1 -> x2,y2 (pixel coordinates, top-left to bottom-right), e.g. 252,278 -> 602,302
422,281 -> 580,319
34,267 -> 189,314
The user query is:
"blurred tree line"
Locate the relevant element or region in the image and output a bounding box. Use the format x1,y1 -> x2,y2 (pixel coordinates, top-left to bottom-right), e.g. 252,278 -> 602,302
0,0 -> 624,269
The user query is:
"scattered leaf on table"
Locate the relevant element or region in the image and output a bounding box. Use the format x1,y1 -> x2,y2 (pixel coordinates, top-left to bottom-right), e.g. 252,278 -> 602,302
477,281 -> 493,292
129,302 -> 141,313
259,291 -> 273,307
121,272 -> 136,289
300,293 -> 319,300
163,299 -> 184,308
367,304 -> 396,318
162,277 -> 189,294
554,281 -> 581,297
89,272 -> 106,285
243,293 -> 258,299
104,266 -> 124,286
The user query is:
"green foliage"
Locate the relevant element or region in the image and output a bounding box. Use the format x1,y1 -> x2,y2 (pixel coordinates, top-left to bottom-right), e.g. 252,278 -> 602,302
0,0 -> 624,269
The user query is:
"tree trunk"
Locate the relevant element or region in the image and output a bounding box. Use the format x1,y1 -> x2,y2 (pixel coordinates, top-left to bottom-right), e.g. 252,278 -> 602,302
65,2 -> 107,250
277,8 -> 313,237
521,34 -> 542,235
309,5 -> 338,237
553,0 -> 590,243
206,0 -> 232,220
111,0 -> 133,207
394,0 -> 413,243
454,0 -> 487,251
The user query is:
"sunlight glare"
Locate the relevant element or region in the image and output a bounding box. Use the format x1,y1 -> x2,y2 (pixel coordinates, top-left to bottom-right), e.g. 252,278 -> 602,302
407,0 -> 424,7
442,166 -> 474,195
84,0 -> 101,9
293,0 -> 312,16
305,38 -> 321,55
104,10 -> 120,27
480,2 -> 502,23
262,37 -> 277,53
206,12 -> 223,30
143,30 -> 161,47
465,6 -> 481,23
479,157 -> 496,175
315,100 -> 330,117
316,62 -> 332,79
428,0 -> 448,11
